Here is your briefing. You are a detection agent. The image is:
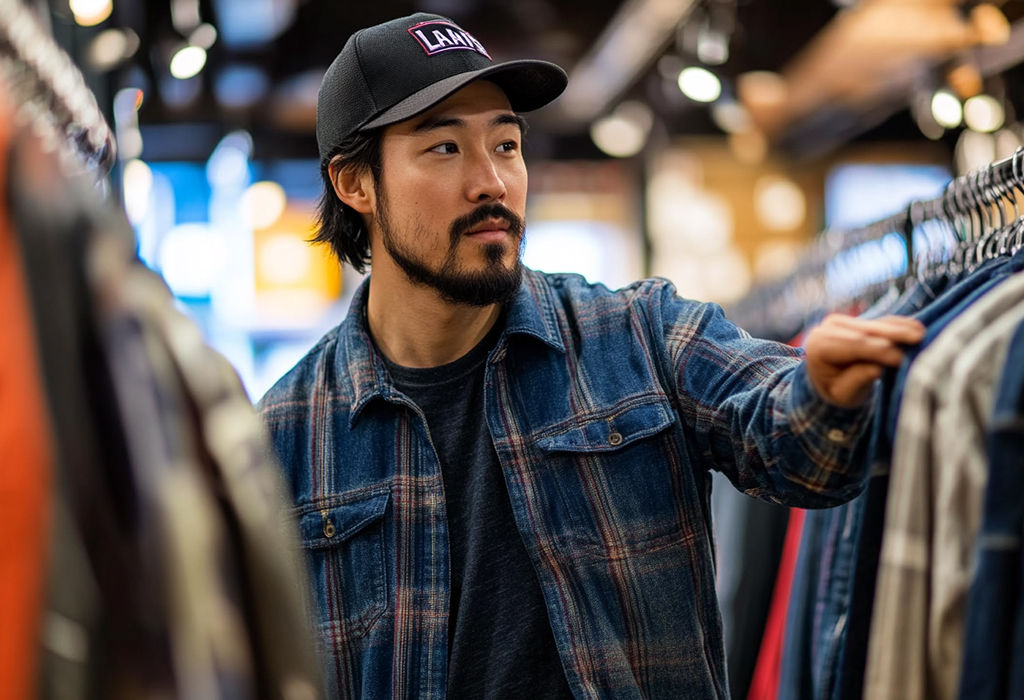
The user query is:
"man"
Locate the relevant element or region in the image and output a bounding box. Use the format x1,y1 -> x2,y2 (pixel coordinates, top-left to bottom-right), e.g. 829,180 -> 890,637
258,12 -> 925,700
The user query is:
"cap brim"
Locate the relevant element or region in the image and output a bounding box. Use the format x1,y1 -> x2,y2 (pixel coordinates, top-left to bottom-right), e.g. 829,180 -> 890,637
360,59 -> 568,131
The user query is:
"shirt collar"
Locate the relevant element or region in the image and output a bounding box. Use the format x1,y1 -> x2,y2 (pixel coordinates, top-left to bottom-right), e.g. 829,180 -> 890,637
340,268 -> 565,425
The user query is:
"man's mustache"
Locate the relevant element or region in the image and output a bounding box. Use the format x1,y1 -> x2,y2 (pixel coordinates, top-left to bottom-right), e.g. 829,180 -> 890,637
449,203 -> 526,243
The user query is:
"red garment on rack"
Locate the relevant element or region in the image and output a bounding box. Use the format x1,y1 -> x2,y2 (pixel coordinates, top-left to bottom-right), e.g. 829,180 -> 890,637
0,91 -> 52,700
747,508 -> 806,700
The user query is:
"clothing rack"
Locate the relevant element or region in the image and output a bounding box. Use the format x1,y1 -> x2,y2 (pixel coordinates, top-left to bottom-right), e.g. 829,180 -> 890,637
728,149 -> 1024,338
0,0 -> 115,175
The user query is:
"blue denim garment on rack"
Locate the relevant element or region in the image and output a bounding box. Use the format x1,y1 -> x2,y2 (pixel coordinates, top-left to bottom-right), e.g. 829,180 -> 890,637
883,254 -> 1024,452
777,257 -> 1017,700
778,281 -> 940,700
836,253 -> 1024,700
956,319 -> 1024,700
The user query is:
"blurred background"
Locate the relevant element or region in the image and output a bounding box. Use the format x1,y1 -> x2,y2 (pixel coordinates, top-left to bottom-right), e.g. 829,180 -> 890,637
45,0 -> 1024,399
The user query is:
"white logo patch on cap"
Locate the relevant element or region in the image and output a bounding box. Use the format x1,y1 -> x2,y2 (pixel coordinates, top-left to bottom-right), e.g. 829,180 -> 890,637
408,20 -> 491,60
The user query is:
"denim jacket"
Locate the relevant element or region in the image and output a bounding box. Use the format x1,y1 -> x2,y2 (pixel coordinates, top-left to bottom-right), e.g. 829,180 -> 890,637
257,269 -> 872,700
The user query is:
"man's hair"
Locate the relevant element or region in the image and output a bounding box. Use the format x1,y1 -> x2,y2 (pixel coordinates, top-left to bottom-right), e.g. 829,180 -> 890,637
311,128 -> 384,273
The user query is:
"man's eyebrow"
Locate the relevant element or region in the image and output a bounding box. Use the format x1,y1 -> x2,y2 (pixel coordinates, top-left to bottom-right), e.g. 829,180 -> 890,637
408,112 -> 528,135
493,113 -> 528,134
409,116 -> 466,134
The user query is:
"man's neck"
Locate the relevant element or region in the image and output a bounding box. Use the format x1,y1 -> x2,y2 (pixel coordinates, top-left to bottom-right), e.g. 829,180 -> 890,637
365,268 -> 503,369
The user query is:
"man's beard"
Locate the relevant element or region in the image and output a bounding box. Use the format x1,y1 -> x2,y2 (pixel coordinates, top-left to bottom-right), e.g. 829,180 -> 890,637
375,185 -> 526,307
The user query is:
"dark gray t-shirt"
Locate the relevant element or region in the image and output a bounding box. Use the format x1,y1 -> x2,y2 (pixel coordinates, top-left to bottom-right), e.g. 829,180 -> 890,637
384,320 -> 573,700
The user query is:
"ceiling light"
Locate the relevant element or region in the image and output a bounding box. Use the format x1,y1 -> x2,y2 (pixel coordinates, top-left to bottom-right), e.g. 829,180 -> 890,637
590,101 -> 653,158
931,90 -> 963,129
558,0 -> 701,123
69,0 -> 112,27
678,67 -> 722,103
963,94 -> 1004,133
170,45 -> 207,80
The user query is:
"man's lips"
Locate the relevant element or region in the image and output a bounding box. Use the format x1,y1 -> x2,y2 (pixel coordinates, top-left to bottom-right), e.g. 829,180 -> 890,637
464,219 -> 512,242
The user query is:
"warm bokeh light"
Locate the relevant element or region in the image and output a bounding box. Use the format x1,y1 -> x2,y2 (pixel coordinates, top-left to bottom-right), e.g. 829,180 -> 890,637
963,94 -> 1004,133
70,0 -> 112,27
754,175 -> 806,231
590,101 -> 653,158
242,181 -> 288,229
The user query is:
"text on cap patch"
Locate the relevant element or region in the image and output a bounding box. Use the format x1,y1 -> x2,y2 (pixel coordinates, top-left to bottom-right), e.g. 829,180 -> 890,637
408,20 -> 492,60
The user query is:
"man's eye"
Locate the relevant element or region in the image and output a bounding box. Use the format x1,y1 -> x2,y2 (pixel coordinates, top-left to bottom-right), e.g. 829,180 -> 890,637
497,141 -> 518,153
430,143 -> 459,155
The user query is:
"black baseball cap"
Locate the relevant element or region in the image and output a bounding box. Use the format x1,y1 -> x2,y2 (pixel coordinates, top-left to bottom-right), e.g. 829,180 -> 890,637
316,13 -> 568,160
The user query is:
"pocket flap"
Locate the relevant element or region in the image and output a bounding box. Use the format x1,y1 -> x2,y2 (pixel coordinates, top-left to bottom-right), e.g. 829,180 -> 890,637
297,489 -> 390,549
535,399 -> 674,454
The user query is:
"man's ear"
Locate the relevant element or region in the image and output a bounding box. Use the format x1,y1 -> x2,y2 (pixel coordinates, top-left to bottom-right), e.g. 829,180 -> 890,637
329,158 -> 375,215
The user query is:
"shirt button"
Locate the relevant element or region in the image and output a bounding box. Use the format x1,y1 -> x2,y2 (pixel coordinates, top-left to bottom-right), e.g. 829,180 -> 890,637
827,429 -> 847,443
323,519 -> 336,538
608,432 -> 623,446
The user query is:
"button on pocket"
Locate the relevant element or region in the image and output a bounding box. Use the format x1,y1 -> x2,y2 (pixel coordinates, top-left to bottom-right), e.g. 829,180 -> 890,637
534,397 -> 683,559
297,488 -> 390,640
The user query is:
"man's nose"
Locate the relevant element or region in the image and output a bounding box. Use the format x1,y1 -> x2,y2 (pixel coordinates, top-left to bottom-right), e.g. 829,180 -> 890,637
465,151 -> 507,203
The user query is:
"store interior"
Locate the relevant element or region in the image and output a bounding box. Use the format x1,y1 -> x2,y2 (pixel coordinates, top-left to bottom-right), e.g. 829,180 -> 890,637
7,1 -> 1024,699
47,0 -> 1019,399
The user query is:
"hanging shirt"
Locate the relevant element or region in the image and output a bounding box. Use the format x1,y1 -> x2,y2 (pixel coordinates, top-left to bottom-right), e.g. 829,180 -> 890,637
931,294 -> 1024,692
957,318 -> 1024,700
0,92 -> 52,700
866,269 -> 1024,700
259,270 -> 875,700
746,508 -> 806,700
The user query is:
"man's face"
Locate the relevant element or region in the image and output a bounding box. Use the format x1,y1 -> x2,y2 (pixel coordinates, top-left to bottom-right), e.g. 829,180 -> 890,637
370,80 -> 528,306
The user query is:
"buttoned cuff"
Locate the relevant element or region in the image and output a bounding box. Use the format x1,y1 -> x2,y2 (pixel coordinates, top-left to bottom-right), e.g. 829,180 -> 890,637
788,361 -> 876,449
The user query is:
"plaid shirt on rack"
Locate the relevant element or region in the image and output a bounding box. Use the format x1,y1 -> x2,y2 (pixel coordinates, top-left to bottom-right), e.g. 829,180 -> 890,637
866,271 -> 1024,700
257,269 -> 873,700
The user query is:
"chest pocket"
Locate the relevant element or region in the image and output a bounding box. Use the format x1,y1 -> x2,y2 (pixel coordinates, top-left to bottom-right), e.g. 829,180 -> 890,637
534,397 -> 687,560
296,487 -> 390,641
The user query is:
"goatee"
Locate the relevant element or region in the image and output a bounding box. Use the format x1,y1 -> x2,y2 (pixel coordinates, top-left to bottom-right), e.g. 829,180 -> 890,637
378,194 -> 526,307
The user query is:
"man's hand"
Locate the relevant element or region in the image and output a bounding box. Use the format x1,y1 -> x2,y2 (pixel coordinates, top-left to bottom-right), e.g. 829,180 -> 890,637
803,314 -> 926,408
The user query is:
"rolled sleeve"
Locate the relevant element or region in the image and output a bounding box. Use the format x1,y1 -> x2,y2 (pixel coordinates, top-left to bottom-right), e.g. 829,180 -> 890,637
653,280 -> 873,508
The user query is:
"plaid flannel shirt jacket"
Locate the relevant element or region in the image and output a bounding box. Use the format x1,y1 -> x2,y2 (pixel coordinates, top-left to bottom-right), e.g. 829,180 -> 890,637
257,269 -> 873,700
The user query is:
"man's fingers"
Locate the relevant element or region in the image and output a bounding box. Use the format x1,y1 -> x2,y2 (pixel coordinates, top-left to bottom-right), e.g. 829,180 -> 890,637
825,363 -> 884,406
808,329 -> 908,367
826,314 -> 925,344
